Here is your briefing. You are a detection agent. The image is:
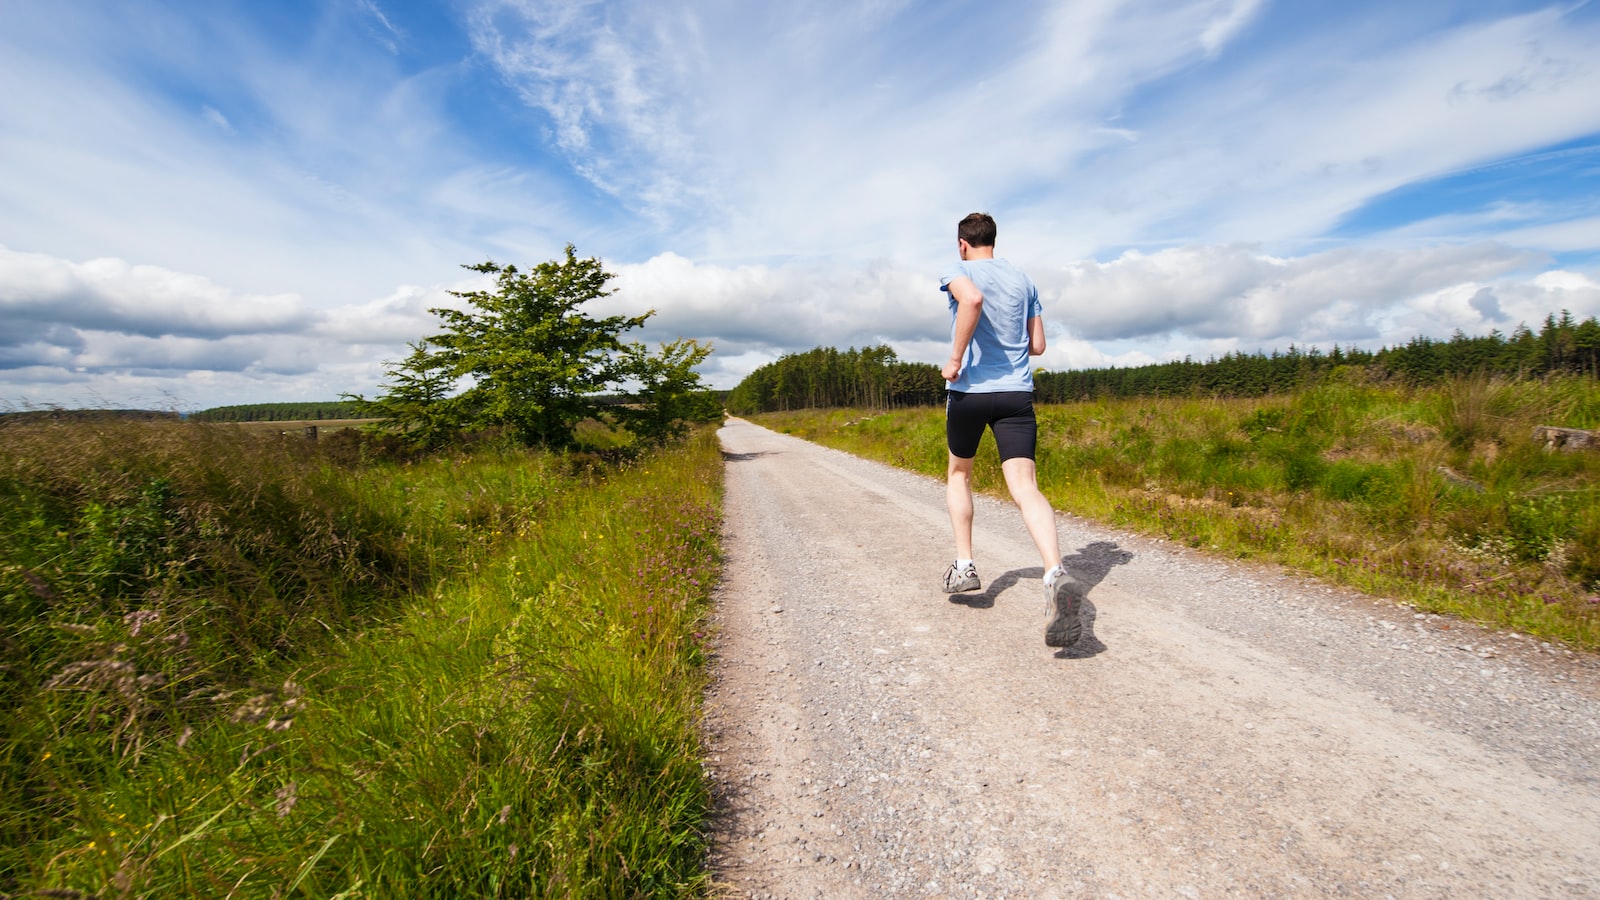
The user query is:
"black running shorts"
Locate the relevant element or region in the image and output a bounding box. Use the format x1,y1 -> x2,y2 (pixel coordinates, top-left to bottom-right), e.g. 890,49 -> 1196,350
945,390 -> 1037,461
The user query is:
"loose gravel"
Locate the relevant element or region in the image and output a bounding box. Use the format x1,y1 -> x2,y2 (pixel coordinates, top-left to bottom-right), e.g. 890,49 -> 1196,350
701,418 -> 1600,898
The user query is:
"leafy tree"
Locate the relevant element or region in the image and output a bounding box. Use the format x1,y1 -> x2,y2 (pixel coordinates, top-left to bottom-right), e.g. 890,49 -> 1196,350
612,339 -> 722,445
351,246 -> 714,449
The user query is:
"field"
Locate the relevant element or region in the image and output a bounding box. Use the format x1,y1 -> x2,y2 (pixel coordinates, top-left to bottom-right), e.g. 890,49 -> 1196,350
1,416 -> 722,896
228,418 -> 382,433
752,374 -> 1600,649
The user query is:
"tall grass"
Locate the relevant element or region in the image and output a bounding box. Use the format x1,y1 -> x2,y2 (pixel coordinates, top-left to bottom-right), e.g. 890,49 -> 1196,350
2,417 -> 722,896
756,375 -> 1600,649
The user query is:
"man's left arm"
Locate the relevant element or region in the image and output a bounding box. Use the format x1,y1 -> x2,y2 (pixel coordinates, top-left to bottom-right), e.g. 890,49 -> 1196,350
1028,315 -> 1046,356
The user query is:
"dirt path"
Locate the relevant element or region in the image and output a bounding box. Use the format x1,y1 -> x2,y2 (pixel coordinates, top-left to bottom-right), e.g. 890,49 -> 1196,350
700,418 -> 1600,898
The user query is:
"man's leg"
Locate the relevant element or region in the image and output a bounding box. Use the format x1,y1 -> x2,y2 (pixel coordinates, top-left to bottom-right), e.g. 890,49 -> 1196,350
947,453 -> 976,561
1000,457 -> 1060,573
1002,456 -> 1083,647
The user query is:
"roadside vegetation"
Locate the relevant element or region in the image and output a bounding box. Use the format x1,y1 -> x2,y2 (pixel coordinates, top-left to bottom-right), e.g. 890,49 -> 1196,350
3,246 -> 728,897
752,372 -> 1600,650
0,414 -> 722,896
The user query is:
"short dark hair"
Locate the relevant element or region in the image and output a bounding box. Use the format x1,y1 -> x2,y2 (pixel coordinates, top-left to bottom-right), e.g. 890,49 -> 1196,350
958,212 -> 997,248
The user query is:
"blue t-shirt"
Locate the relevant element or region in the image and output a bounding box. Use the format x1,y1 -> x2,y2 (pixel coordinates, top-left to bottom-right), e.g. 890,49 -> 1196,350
939,258 -> 1042,393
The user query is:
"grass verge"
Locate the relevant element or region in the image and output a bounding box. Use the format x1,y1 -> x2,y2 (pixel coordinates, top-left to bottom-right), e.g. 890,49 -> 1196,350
752,376 -> 1600,650
3,417 -> 722,897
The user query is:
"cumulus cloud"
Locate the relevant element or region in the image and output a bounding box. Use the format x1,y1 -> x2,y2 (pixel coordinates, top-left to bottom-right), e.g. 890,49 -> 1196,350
0,246 -> 313,345
1035,242 -> 1599,357
602,240 -> 1600,386
0,245 -> 465,407
313,283 -> 476,345
4,238 -> 1598,405
607,253 -> 938,349
1038,243 -> 1547,343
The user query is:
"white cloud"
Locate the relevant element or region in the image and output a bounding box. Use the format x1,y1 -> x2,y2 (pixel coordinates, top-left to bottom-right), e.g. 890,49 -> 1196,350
358,0 -> 404,52
605,240 -> 1600,384
0,2 -> 581,312
1200,0 -> 1265,57
607,252 -> 941,352
1086,6 -> 1600,249
3,237 -> 1595,406
465,0 -> 710,219
461,1 -> 1600,270
0,246 -> 314,343
0,245 -> 484,408
1492,216 -> 1600,254
1033,242 -> 1599,358
313,283 -> 475,345
201,105 -> 235,134
1037,242 -> 1544,344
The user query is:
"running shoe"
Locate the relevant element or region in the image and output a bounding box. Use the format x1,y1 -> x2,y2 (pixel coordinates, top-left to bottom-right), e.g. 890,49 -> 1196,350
1044,566 -> 1083,647
942,562 -> 980,593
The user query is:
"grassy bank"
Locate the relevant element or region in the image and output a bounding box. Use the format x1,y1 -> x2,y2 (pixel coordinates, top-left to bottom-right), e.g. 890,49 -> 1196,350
753,375 -> 1600,650
2,416 -> 721,897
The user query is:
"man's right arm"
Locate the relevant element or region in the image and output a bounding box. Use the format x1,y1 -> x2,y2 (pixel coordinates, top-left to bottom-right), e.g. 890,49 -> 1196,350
943,276 -> 984,382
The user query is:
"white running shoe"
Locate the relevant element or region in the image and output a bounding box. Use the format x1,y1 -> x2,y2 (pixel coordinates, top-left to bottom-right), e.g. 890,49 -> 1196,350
942,562 -> 980,593
1044,566 -> 1083,647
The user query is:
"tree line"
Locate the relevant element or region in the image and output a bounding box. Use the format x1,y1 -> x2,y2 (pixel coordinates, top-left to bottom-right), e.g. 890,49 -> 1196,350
728,311 -> 1600,412
191,402 -> 366,422
725,346 -> 948,414
1042,311 -> 1600,401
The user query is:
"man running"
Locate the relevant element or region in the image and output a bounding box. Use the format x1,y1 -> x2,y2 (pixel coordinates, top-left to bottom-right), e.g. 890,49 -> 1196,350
938,212 -> 1082,647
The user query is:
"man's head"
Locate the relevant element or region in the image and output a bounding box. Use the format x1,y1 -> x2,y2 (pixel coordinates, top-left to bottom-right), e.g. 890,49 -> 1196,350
958,212 -> 997,249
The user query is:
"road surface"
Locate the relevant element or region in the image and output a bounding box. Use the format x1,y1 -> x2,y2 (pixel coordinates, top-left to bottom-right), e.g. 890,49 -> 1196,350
701,417 -> 1600,898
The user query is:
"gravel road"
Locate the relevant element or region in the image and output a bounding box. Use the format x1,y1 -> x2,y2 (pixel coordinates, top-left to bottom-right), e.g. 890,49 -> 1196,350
700,417 -> 1600,899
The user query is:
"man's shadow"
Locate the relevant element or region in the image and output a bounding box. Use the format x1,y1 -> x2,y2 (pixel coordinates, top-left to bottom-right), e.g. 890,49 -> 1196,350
950,540 -> 1133,659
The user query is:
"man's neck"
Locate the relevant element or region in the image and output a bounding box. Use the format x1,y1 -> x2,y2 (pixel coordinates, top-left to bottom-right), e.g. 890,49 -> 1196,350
961,245 -> 996,261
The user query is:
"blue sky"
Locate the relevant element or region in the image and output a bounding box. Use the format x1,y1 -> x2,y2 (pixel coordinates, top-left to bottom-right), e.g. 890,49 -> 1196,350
2,0 -> 1598,409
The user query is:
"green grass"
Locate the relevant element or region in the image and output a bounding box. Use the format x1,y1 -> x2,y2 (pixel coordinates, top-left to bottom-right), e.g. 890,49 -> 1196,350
2,416 -> 722,897
753,375 -> 1600,650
